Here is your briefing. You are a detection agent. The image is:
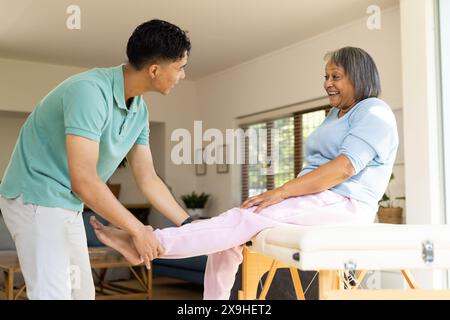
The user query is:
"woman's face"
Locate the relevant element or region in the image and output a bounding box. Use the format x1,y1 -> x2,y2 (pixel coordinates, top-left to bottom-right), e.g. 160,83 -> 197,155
323,62 -> 356,111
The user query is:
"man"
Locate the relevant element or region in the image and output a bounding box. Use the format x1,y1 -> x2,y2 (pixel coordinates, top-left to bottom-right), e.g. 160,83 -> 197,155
0,19 -> 192,300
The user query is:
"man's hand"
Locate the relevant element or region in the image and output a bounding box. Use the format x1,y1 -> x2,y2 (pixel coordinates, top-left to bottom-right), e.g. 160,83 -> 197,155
130,225 -> 165,269
240,187 -> 289,213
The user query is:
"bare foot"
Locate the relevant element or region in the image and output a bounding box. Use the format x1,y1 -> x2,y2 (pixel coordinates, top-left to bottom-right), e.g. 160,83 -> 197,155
90,216 -> 142,265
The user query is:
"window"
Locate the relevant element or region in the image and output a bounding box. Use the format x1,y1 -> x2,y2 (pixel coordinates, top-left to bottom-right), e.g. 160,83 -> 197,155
241,107 -> 329,201
438,0 -> 450,223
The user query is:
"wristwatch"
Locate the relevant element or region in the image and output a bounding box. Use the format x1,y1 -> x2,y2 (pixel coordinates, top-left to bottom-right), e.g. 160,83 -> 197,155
181,217 -> 194,226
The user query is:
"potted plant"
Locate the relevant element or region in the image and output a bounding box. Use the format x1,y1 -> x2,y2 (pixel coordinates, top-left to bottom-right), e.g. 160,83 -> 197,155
377,173 -> 405,224
181,191 -> 210,218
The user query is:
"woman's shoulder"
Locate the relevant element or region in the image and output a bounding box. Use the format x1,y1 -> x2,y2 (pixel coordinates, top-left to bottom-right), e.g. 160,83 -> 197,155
351,97 -> 394,118
347,98 -> 396,130
357,97 -> 390,109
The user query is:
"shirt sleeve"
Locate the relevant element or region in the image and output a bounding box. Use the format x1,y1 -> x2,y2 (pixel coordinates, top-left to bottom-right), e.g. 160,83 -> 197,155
62,81 -> 108,142
339,103 -> 398,175
135,120 -> 150,145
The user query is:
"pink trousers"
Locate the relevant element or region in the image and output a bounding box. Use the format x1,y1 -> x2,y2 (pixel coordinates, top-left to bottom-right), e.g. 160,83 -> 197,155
153,190 -> 375,299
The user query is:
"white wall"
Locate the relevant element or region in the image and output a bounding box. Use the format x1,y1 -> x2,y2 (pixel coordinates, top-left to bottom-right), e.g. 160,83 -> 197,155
196,7 -> 404,216
0,57 -> 87,113
0,111 -> 28,178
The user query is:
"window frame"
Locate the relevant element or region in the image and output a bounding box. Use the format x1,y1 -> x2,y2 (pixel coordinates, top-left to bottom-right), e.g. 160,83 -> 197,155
438,0 -> 450,224
240,105 -> 330,201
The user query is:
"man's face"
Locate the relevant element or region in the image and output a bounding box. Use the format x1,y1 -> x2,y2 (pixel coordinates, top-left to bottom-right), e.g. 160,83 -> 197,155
152,53 -> 188,95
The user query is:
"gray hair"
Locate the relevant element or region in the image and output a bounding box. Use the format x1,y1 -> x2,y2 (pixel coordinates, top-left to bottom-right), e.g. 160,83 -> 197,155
324,47 -> 381,102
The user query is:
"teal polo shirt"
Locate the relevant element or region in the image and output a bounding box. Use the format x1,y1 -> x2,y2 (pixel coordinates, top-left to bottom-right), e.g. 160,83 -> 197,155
0,64 -> 150,211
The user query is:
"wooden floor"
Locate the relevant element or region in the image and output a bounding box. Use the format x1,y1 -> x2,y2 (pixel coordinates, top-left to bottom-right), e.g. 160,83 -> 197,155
123,276 -> 204,300
0,276 -> 204,300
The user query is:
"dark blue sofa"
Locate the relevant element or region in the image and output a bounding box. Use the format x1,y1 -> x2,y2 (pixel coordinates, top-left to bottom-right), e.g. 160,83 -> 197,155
151,256 -> 207,285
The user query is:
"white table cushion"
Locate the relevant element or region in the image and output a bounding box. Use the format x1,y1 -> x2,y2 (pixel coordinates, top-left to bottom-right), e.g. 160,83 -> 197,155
250,223 -> 450,270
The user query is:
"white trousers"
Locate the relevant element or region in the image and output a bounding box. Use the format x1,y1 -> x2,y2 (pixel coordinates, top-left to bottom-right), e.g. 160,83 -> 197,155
0,196 -> 95,300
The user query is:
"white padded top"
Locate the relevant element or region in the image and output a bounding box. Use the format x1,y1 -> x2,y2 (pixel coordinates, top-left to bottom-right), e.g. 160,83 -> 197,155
253,223 -> 450,251
250,223 -> 450,270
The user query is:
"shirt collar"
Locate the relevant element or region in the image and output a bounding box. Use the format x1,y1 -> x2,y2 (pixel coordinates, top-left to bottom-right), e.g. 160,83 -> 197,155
113,64 -> 140,113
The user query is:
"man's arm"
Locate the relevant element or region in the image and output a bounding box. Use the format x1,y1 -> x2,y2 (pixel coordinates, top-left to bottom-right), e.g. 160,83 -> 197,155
126,144 -> 189,226
66,134 -> 163,268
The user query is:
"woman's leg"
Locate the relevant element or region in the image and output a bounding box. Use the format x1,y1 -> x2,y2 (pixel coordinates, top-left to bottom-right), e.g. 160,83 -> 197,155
91,190 -> 375,299
90,207 -> 279,300
256,190 -> 375,225
203,246 -> 243,300
90,207 -> 278,261
152,208 -> 279,259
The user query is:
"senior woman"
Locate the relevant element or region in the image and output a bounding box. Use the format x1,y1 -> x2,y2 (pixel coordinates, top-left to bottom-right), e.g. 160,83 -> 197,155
89,46 -> 399,299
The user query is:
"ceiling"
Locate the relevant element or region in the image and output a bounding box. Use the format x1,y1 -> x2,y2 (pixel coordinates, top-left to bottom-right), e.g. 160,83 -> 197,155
0,0 -> 398,79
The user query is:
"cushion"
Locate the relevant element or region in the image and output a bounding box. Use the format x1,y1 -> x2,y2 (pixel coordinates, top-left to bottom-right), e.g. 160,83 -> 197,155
250,223 -> 450,271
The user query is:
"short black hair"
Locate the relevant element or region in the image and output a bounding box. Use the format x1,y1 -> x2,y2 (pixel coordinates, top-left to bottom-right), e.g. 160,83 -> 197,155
325,47 -> 381,102
127,19 -> 191,70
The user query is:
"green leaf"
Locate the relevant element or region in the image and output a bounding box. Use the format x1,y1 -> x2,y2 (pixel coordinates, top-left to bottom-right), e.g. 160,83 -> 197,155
181,191 -> 210,209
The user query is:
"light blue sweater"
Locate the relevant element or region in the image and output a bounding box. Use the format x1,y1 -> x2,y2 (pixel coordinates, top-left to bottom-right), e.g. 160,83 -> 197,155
299,98 -> 399,211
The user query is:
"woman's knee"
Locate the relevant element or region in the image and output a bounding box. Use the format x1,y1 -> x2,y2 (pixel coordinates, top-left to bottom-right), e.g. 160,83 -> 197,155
225,207 -> 257,220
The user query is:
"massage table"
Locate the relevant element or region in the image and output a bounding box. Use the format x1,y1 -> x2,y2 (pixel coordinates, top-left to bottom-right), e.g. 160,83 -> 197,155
239,223 -> 450,300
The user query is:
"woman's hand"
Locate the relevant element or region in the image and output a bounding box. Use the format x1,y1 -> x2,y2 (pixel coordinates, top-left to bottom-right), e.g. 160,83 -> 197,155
240,187 -> 289,213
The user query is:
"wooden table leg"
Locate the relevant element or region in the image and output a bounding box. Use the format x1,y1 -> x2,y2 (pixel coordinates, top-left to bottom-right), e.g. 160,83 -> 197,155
258,260 -> 279,300
4,269 -> 14,300
239,247 -> 275,300
401,270 -> 419,289
289,268 -> 306,300
319,270 -> 339,300
146,266 -> 152,300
